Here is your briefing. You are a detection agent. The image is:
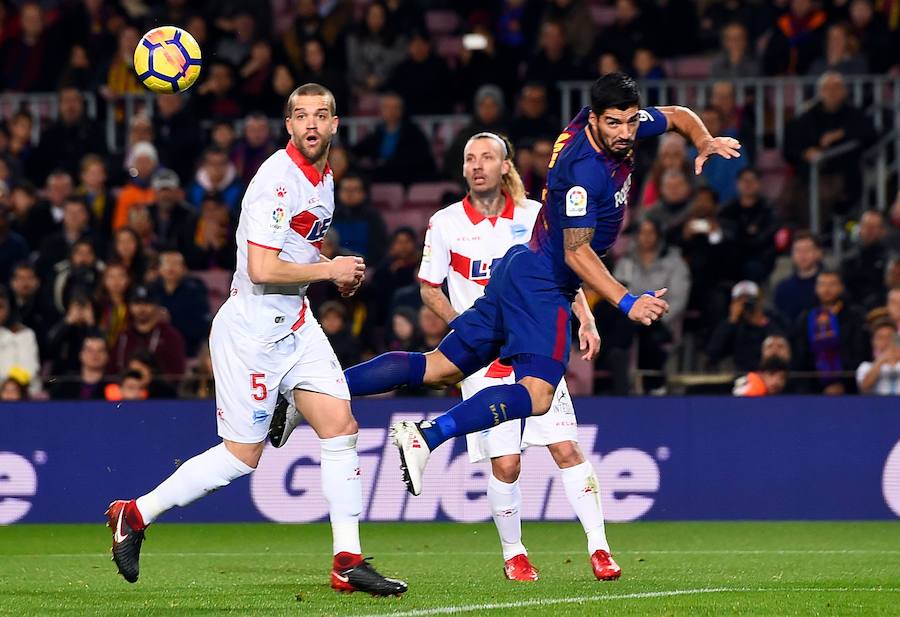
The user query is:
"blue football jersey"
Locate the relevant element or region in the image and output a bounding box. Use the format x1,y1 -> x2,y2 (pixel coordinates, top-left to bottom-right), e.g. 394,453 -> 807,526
529,105 -> 668,296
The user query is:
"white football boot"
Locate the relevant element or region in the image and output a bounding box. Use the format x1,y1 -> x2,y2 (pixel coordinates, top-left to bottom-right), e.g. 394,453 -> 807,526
389,420 -> 432,496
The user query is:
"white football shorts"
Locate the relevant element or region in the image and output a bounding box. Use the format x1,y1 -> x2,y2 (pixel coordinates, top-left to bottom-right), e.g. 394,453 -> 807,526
463,369 -> 579,463
209,300 -> 350,444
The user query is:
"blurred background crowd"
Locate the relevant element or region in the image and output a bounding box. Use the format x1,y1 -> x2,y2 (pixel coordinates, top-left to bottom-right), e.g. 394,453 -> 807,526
0,0 -> 898,402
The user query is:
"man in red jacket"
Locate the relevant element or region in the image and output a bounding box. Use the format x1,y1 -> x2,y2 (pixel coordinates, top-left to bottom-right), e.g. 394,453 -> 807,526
108,284 -> 186,384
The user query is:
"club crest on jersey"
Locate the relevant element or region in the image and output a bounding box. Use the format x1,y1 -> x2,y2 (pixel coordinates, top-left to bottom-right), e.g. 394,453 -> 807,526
275,185 -> 287,198
290,211 -> 332,248
566,186 -> 588,216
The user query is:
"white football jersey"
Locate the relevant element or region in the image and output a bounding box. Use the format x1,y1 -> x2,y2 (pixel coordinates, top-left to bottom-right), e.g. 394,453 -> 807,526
228,140 -> 334,342
419,193 -> 541,311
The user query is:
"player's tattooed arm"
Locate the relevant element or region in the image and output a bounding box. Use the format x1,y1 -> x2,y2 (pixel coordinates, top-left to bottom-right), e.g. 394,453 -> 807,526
563,227 -> 595,252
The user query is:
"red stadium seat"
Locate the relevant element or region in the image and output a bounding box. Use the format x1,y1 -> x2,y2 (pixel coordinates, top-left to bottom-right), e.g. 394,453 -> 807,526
671,56 -> 712,79
370,182 -> 406,211
191,269 -> 233,312
382,207 -> 435,238
756,149 -> 786,172
406,182 -> 463,209
425,10 -> 461,35
590,5 -> 617,27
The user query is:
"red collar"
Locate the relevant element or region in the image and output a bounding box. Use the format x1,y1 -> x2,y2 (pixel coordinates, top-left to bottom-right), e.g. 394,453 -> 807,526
286,140 -> 331,186
462,191 -> 515,226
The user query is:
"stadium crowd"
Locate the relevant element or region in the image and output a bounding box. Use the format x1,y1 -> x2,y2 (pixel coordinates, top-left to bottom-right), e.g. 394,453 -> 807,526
0,0 -> 898,400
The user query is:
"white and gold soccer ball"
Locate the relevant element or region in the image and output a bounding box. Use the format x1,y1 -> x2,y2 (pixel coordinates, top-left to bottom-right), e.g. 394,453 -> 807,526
133,26 -> 202,93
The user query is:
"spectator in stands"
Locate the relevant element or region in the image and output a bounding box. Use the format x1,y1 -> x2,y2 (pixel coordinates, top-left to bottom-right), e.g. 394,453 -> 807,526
152,250 -> 210,357
507,83 -> 560,149
888,287 -> 900,334
0,375 -> 28,401
108,284 -> 186,385
233,114 -> 276,188
112,141 -> 157,231
9,262 -> 54,352
640,133 -> 691,207
332,173 -> 388,265
763,0 -> 827,75
419,304 -> 449,351
719,168 -> 778,283
521,137 -> 553,200
269,64 -> 298,117
793,269 -> 869,394
387,306 -> 422,352
809,22 -> 869,76
187,146 -> 244,213
0,2 -> 63,92
646,169 -> 695,246
774,230 -> 824,323
849,0 -> 896,73
443,85 -> 508,181
295,38 -> 348,115
209,120 -> 238,159
36,197 -> 93,280
346,1 -> 406,96
688,106 -> 747,203
60,43 -> 97,92
614,217 -> 691,391
856,320 -> 900,394
184,198 -> 237,271
7,183 -> 37,243
542,0 -> 594,62
147,169 -> 195,253
7,111 -> 36,180
48,238 -> 101,317
496,0 -> 543,61
22,170 -> 73,250
77,154 -> 114,245
353,92 -> 436,186
124,350 -> 176,398
319,300 -> 361,368
0,285 -> 40,395
707,280 -> 787,372
95,261 -> 130,348
456,26 -> 519,111
178,341 -> 214,399
215,11 -> 256,67
783,72 -> 877,224
154,94 -> 201,185
596,0 -> 656,66
524,19 -> 584,107
195,61 -> 242,120
49,331 -> 111,400
387,30 -> 453,115
887,192 -> 900,254
679,188 -> 732,332
109,227 -> 147,284
841,210 -> 890,311
733,356 -> 790,396
328,144 -> 350,185
631,46 -> 666,87
100,25 -> 143,99
45,291 -> 95,378
0,206 -> 28,284
371,227 -> 421,328
110,370 -> 148,401
763,334 -> 794,364
710,22 -> 762,79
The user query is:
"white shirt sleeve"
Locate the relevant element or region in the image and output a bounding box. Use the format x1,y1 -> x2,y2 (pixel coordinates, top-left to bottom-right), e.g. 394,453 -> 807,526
856,362 -> 872,389
418,217 -> 449,286
243,177 -> 295,251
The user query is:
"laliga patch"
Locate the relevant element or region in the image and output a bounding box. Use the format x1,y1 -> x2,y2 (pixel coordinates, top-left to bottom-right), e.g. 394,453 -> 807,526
566,186 -> 588,217
270,206 -> 286,231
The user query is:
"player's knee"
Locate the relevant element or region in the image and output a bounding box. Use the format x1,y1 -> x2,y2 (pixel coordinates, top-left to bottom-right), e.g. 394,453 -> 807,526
518,377 -> 556,416
491,456 -> 521,483
423,350 -> 463,387
224,440 -> 264,469
549,440 -> 584,469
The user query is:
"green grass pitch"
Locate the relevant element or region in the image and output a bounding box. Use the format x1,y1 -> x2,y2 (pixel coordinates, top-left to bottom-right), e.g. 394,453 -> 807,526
1,522 -> 898,616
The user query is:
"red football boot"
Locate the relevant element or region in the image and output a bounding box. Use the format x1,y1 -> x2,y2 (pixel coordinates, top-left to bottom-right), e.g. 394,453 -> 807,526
330,552 -> 408,596
503,554 -> 540,581
590,549 -> 622,581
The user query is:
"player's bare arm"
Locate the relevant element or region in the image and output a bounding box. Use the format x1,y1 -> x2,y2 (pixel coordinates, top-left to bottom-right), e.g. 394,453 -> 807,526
562,227 -> 668,326
656,106 -> 742,175
247,243 -> 364,287
571,289 -> 600,361
420,283 -> 458,325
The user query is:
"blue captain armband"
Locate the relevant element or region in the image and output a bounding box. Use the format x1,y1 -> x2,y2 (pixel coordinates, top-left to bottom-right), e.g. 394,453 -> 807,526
617,290 -> 656,315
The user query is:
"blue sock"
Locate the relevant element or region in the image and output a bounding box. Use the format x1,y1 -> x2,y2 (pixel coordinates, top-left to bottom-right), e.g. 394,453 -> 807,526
420,383 -> 532,450
344,352 -> 426,396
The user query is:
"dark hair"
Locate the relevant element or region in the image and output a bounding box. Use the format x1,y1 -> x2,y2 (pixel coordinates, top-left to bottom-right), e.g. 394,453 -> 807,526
817,267 -> 842,282
737,167 -> 759,180
11,261 -> 36,278
392,226 -> 417,242
121,369 -> 145,383
590,72 -> 641,115
758,356 -> 789,374
792,229 -> 821,249
203,145 -> 228,160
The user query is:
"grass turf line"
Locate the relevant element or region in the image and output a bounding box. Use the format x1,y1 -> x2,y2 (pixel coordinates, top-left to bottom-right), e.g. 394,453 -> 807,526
0,521 -> 898,616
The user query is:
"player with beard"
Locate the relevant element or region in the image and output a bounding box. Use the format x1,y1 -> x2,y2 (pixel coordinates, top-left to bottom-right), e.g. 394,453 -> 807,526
343,73 -> 740,512
105,83 -> 407,596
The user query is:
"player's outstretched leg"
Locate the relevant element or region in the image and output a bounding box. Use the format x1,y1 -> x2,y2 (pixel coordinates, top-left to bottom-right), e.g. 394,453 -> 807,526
488,457 -> 539,581
344,351 -> 427,395
551,442 -> 621,581
392,379 -> 548,495
106,442 -> 255,583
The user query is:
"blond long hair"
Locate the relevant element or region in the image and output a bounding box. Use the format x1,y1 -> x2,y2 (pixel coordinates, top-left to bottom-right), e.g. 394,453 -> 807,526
466,132 -> 526,206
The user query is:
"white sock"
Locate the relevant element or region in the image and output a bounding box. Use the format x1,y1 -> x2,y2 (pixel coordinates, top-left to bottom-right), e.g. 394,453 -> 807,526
487,474 -> 527,560
560,461 -> 610,553
135,443 -> 254,525
321,433 -> 362,556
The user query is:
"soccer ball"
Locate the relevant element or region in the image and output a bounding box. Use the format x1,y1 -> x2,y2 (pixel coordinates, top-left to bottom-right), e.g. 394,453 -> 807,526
133,26 -> 202,93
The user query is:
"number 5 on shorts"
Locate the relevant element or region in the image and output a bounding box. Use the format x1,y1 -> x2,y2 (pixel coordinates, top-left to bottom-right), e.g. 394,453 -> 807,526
251,373 -> 267,401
